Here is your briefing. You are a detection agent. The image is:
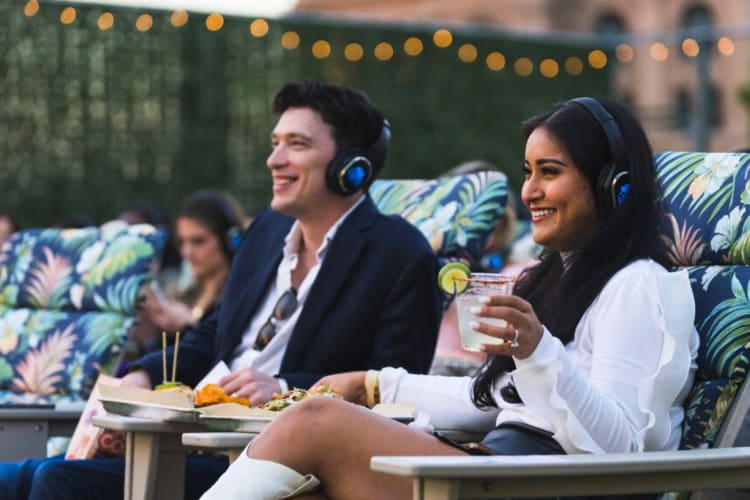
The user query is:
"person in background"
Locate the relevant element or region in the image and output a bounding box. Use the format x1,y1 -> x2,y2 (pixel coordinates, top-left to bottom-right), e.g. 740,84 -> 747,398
202,97 -> 699,499
137,190 -> 245,341
0,212 -> 20,248
54,213 -> 96,229
117,200 -> 182,286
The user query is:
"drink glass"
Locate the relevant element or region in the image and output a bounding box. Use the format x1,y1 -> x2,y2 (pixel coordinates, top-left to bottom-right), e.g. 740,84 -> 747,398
455,273 -> 514,352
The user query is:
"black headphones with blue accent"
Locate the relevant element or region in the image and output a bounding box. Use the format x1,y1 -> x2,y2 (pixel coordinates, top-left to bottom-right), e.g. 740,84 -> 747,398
217,199 -> 243,256
567,97 -> 631,214
325,119 -> 391,196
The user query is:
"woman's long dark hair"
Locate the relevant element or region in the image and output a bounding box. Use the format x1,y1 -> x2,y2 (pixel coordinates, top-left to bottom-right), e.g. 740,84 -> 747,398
471,99 -> 670,408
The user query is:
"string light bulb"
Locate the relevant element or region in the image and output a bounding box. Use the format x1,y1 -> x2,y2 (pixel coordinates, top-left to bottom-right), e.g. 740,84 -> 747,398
249,19 -> 269,37
344,42 -> 364,61
718,36 -> 735,56
403,37 -> 423,56
311,40 -> 331,59
486,52 -> 506,71
682,38 -> 700,57
539,58 -> 559,78
650,42 -> 669,61
457,43 -> 478,63
136,14 -> 153,32
60,6 -> 76,25
23,0 -> 39,17
205,13 -> 223,32
97,12 -> 114,30
588,49 -> 607,69
280,31 -> 300,50
374,42 -> 394,61
615,43 -> 634,63
170,10 -> 188,28
514,57 -> 533,76
565,56 -> 584,75
433,29 -> 452,48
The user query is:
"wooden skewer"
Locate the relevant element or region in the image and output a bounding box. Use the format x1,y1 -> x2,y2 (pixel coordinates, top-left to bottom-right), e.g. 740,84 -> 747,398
161,331 -> 167,383
171,331 -> 181,383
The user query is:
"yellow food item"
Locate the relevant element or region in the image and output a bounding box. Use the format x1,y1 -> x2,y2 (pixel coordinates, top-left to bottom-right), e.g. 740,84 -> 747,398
154,381 -> 187,391
193,383 -> 250,407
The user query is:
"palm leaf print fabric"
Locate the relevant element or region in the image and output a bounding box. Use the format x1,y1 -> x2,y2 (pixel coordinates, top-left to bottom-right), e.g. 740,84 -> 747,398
656,152 -> 750,450
370,171 -> 508,267
0,223 -> 164,404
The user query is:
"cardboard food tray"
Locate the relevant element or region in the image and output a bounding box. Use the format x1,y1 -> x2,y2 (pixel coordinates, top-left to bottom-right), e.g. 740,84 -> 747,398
371,402 -> 416,423
198,403 -> 280,433
98,384 -> 200,423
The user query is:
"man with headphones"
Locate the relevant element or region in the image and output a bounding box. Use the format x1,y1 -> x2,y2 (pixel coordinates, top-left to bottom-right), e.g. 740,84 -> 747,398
11,80 -> 442,500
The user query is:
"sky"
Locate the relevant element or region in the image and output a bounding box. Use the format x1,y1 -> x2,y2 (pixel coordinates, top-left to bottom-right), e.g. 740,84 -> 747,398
59,0 -> 298,18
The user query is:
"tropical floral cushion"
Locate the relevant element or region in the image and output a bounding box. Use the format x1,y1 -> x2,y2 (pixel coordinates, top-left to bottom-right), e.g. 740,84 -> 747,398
0,308 -> 134,405
0,223 -> 164,403
658,152 -> 750,267
0,222 -> 164,315
680,266 -> 750,449
656,151 -> 750,449
370,171 -> 508,266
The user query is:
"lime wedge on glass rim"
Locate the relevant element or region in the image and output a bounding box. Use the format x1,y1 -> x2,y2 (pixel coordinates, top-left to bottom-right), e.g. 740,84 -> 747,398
437,262 -> 471,294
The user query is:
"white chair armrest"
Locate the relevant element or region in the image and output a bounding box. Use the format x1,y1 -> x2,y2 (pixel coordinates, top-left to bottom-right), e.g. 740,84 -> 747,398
371,447 -> 750,499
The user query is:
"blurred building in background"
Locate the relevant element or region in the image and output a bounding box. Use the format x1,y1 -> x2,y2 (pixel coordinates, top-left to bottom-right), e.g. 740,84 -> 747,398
297,0 -> 750,152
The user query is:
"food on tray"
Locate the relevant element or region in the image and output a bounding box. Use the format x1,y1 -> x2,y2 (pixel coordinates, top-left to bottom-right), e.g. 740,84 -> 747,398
262,385 -> 341,411
193,383 -> 250,407
154,381 -> 189,392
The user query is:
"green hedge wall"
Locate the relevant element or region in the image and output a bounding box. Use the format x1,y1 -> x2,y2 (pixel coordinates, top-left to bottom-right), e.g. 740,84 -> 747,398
0,2 -> 609,226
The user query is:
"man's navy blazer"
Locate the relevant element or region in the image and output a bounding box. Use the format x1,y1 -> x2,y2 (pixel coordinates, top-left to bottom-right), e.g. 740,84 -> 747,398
137,197 -> 442,389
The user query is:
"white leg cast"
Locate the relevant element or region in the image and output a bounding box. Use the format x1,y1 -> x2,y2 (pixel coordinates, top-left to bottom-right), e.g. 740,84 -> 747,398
200,446 -> 320,500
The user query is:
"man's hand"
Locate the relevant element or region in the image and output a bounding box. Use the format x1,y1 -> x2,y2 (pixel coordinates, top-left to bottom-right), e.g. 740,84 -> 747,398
219,368 -> 282,405
120,369 -> 152,389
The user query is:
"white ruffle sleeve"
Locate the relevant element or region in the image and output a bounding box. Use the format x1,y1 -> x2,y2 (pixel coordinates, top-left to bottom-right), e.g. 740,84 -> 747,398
508,260 -> 698,454
379,367 -> 499,433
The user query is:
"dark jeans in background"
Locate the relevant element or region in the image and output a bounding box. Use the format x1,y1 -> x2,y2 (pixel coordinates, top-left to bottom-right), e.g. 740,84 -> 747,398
0,453 -> 227,500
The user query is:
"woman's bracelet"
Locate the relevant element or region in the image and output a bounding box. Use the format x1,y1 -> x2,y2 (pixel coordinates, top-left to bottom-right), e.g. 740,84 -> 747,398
364,369 -> 380,408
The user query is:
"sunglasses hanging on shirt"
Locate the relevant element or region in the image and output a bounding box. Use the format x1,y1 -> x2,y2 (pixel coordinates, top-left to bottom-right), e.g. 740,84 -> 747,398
253,287 -> 298,351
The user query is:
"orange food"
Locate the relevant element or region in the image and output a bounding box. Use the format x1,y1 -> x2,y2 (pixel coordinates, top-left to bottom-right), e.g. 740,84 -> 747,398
193,383 -> 250,407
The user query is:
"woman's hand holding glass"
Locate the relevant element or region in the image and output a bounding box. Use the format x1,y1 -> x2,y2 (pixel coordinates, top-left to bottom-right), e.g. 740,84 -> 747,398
470,294 -> 544,359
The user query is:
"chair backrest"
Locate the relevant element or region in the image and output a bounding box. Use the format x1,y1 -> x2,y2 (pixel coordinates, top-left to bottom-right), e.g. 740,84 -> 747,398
655,151 -> 750,450
0,222 -> 165,405
370,171 -> 508,269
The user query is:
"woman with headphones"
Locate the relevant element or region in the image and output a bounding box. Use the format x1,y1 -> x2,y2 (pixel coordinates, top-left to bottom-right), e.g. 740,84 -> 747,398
202,99 -> 699,500
137,190 -> 245,341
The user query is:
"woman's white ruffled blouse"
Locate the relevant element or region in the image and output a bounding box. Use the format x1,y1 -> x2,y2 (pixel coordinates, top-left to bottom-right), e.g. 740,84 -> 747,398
379,259 -> 699,454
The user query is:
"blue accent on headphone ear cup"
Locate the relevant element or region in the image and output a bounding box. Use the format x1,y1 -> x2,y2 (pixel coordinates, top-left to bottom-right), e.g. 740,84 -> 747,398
326,153 -> 373,196
325,119 -> 390,196
343,163 -> 367,190
596,165 -> 630,211
226,226 -> 242,254
616,182 -> 630,207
